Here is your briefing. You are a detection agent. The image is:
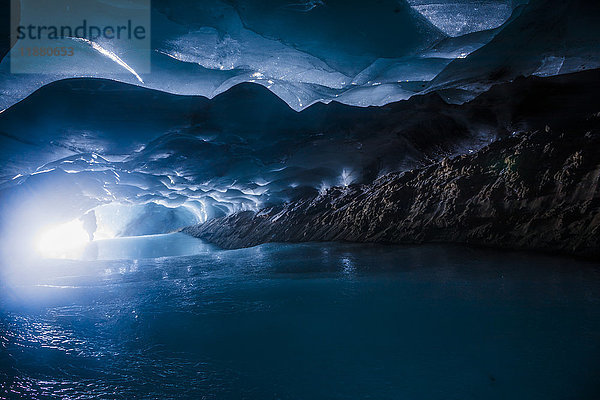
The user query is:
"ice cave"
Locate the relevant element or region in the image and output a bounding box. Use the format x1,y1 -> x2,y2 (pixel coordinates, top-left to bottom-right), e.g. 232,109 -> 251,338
1,0 -> 600,398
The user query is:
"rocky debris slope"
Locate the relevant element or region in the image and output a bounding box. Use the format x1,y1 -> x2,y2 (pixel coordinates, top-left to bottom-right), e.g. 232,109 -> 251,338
184,116 -> 600,259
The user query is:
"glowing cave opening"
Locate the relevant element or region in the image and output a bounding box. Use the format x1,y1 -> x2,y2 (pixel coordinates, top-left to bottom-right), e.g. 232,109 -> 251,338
32,202 -> 207,261
35,218 -> 91,259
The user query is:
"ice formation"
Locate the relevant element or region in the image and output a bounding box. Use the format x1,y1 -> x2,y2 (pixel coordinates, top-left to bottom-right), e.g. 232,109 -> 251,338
0,0 -> 527,112
0,0 -> 599,259
407,0 -> 514,37
1,0 -> 595,114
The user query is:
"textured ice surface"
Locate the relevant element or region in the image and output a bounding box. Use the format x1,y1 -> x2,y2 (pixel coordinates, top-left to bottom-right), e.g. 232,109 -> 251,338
0,74 -> 508,261
2,0 -> 593,113
0,0 -> 520,112
407,0 -> 513,36
427,0 -> 600,99
0,0 -> 599,260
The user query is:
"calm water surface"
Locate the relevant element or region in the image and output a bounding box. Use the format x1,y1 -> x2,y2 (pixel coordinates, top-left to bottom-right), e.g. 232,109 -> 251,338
1,241 -> 599,399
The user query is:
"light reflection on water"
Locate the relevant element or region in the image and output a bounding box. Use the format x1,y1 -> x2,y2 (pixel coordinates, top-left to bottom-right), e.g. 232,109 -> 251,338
1,242 -> 600,399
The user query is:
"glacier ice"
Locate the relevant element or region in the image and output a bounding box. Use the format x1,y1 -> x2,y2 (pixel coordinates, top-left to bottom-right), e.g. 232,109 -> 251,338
1,0 -> 593,113
407,0 -> 514,37
0,0 -> 522,112
0,0 -> 599,261
427,0 -> 600,99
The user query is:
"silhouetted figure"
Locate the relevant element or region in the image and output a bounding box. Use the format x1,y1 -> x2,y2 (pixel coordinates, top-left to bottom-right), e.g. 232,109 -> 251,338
80,210 -> 97,241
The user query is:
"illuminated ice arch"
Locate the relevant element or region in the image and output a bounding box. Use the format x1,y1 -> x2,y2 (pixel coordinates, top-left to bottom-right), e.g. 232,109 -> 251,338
33,201 -> 204,260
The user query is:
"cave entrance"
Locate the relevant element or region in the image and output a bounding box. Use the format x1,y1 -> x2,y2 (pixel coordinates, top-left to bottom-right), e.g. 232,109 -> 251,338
35,202 -> 208,261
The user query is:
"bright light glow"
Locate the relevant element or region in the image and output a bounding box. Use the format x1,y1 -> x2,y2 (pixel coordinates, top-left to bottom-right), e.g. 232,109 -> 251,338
36,219 -> 90,259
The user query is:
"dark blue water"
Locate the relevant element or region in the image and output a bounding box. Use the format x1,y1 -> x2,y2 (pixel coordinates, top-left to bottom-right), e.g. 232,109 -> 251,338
1,242 -> 599,399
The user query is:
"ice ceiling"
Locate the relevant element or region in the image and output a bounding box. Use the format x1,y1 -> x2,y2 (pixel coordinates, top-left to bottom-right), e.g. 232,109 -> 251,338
1,0 -> 527,112
1,0 -> 599,258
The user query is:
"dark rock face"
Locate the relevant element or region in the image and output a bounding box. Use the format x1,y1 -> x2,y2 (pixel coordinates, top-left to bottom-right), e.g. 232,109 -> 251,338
184,117 -> 600,259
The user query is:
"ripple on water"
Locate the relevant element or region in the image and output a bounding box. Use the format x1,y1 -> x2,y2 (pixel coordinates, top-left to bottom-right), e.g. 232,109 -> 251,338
1,243 -> 600,399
